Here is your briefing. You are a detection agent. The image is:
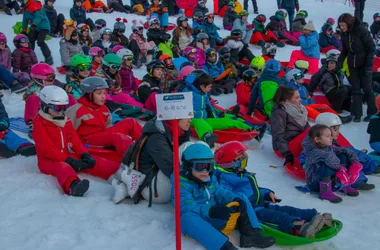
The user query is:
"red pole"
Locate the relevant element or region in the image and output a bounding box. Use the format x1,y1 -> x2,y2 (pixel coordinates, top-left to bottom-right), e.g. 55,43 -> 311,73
172,119 -> 182,250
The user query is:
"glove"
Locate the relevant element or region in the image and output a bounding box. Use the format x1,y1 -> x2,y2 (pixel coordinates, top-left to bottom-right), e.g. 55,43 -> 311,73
209,205 -> 231,221
336,166 -> 350,185
246,24 -> 254,30
65,157 -> 91,172
0,120 -> 8,132
284,153 -> 295,166
347,162 -> 363,184
80,153 -> 96,169
296,8 -> 299,12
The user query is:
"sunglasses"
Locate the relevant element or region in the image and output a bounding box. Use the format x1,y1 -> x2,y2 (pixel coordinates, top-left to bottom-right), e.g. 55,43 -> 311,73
49,104 -> 68,112
293,71 -> 304,80
123,55 -> 133,61
219,157 -> 248,170
77,63 -> 90,71
109,64 -> 121,71
191,162 -> 214,172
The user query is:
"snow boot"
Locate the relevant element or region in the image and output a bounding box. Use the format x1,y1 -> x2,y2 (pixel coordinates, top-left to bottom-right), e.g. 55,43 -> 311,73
299,214 -> 325,238
363,115 -> 371,122
256,123 -> 268,141
221,241 -> 238,250
111,179 -> 129,204
319,181 -> 342,203
353,116 -> 361,122
275,41 -> 285,48
204,132 -> 218,148
121,167 -> 146,198
69,179 -> 90,197
322,213 -> 333,227
45,56 -> 54,66
339,115 -> 353,124
10,80 -> 27,94
258,40 -> 266,49
352,182 -> 375,191
17,145 -> 36,157
341,186 -> 359,196
238,207 -> 275,248
0,143 -> 17,158
4,6 -> 12,16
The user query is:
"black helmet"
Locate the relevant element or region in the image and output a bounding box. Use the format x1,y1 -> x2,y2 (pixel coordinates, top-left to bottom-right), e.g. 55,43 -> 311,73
147,60 -> 165,75
242,69 -> 259,82
373,12 -> 380,20
95,19 -> 106,29
114,21 -> 126,33
193,12 -> 204,23
218,47 -> 230,60
231,29 -> 243,37
177,16 -> 188,26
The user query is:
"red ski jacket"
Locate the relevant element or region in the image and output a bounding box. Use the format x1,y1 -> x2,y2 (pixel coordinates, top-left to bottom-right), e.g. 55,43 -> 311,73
236,81 -> 252,106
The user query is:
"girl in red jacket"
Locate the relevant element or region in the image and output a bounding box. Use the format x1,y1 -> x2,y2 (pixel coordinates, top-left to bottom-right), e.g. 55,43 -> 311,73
66,76 -> 142,162
236,69 -> 260,113
33,86 -> 120,196
89,46 -> 104,76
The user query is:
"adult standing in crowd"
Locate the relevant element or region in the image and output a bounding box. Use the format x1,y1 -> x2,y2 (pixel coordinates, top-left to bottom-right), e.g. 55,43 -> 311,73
354,0 -> 366,22
338,13 -> 376,122
277,0 -> 299,31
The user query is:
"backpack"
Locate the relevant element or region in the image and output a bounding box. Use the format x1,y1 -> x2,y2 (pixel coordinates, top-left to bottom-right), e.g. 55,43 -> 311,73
260,80 -> 279,117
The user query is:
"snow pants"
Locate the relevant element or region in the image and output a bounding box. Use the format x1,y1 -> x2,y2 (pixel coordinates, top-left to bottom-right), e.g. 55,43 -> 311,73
29,29 -> 51,60
0,129 -> 32,152
250,30 -> 278,44
24,94 -> 77,124
305,104 -> 339,120
370,142 -> 380,154
51,13 -> 65,35
254,204 -> 317,234
141,170 -> 171,204
37,155 -> 119,194
354,0 -> 365,22
325,87 -> 352,113
181,195 -> 261,250
106,92 -> 144,108
191,117 -> 252,140
288,50 -> 319,75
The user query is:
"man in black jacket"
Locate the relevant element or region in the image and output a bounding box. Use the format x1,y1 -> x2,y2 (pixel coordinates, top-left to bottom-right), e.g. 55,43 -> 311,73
43,0 -> 65,37
354,0 -> 366,22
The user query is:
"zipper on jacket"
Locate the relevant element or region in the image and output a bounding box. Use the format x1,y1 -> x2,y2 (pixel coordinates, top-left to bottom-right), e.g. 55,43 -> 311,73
59,128 -> 65,152
348,33 -> 356,68
248,175 -> 261,205
204,186 -> 211,204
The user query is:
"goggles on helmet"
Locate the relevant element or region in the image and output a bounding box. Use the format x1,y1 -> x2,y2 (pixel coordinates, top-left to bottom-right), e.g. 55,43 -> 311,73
19,37 -> 30,43
39,73 -> 56,81
48,104 -> 68,113
77,63 -> 91,71
190,161 -> 214,172
293,71 -> 304,80
208,51 -> 216,57
0,41 -> 5,45
123,55 -> 133,61
109,64 -> 121,71
103,29 -> 112,35
221,53 -> 231,59
219,157 -> 248,170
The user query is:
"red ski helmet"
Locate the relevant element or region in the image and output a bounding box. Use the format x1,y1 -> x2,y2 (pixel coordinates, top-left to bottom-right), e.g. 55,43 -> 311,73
31,63 -> 55,81
214,141 -> 247,164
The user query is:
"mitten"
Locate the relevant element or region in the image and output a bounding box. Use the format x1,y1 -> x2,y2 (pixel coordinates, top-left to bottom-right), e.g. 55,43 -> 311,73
65,157 -> 90,172
209,205 -> 231,221
80,153 -> 96,169
347,162 -> 363,184
284,153 -> 295,166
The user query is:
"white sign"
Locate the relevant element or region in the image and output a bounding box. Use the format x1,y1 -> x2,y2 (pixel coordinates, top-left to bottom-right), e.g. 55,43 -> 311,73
156,92 -> 194,120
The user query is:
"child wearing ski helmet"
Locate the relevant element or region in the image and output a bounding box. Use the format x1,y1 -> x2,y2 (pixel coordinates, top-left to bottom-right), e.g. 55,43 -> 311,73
77,23 -> 93,51
202,48 -> 235,94
225,29 -> 255,63
43,0 -> 65,37
92,28 -> 113,53
65,54 -> 92,99
266,9 -> 299,45
288,21 -> 320,74
319,24 -> 341,53
92,18 -> 106,41
116,48 -> 138,95
232,10 -> 253,44
59,23 -> 83,70
183,70 -> 252,147
202,13 -> 223,48
250,55 -> 265,74
174,143 -> 275,250
66,77 -> 142,162
129,20 -> 155,67
159,54 -> 178,93
111,18 -> 129,47
250,14 -> 285,48
370,13 -> 380,39
183,46 -> 199,68
192,12 -> 204,39
12,35 -> 38,75
236,69 -> 260,107
218,47 -> 239,78
34,85 -> 120,197
195,33 -> 210,68
223,2 -> 238,31
294,60 -> 309,74
146,0 -> 169,29
147,17 -> 171,46
22,0 -> 53,65
89,47 -> 104,76
194,0 -> 208,16
70,0 -> 96,30
81,0 -> 113,13
172,16 -> 193,50
214,141 -> 333,238
303,124 -> 364,203
292,10 -> 308,33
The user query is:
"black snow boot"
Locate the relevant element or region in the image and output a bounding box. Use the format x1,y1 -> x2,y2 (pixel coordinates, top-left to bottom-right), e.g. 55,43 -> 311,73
45,56 -> 54,66
221,241 -> 238,250
17,145 -> 36,157
353,182 -> 375,190
0,143 -> 17,158
256,123 -> 268,141
69,179 -> 90,197
204,132 -> 218,148
353,116 -> 361,122
238,206 -> 275,248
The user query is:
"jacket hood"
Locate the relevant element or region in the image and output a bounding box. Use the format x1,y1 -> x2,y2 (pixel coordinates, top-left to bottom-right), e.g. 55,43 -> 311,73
184,74 -> 203,94
257,71 -> 282,85
301,135 -> 316,153
142,118 -> 167,135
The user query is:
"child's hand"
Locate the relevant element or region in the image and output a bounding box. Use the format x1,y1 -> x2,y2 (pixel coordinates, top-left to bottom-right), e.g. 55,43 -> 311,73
269,192 -> 278,203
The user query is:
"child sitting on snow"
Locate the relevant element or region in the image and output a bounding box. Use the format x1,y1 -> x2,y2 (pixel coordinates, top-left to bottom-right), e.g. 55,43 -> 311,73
192,12 -> 204,39
92,28 -> 113,54
224,29 -> 255,63
116,49 -> 138,95
370,13 -> 380,39
250,14 -> 285,48
194,0 -> 209,16
172,16 -> 193,51
159,54 -> 178,93
214,141 -> 333,238
59,23 -> 83,73
236,69 -> 260,111
195,33 -> 210,68
319,23 -> 341,53
218,47 -> 239,80
12,35 -> 38,75
302,124 -> 363,203
33,85 -> 119,197
173,142 -> 275,250
111,18 -> 129,47
368,95 -> 380,155
202,13 -> 223,48
92,19 -> 106,41
65,54 -> 92,99
292,10 -> 308,33
232,10 -> 254,45
183,46 -> 201,69
70,0 -> 96,31
66,76 -> 142,162
223,2 -> 238,31
89,47 -> 104,76
266,10 -> 298,46
77,24 -> 93,54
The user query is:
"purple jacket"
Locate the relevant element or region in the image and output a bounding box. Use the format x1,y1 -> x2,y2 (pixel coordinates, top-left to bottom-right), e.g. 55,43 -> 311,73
119,67 -> 138,93
0,48 -> 11,71
12,48 -> 38,74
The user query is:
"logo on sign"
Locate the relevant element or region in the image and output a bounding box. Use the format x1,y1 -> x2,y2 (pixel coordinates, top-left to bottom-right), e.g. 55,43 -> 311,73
163,94 -> 185,101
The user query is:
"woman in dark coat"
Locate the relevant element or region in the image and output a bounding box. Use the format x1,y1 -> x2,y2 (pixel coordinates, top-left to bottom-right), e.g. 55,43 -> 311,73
338,13 -> 376,122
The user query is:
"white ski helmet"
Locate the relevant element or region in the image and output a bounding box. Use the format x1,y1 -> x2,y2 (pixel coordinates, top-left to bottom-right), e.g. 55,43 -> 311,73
316,112 -> 342,127
326,49 -> 341,59
39,86 -> 69,106
116,48 -> 134,61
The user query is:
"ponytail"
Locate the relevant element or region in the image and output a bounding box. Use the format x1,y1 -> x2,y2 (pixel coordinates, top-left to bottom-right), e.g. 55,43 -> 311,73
273,85 -> 296,105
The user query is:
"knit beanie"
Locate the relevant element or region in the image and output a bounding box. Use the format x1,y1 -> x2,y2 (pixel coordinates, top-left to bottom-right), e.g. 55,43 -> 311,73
304,21 -> 315,31
376,95 -> 380,111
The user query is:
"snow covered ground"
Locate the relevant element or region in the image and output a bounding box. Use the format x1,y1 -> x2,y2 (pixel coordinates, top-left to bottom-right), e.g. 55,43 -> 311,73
0,0 -> 379,249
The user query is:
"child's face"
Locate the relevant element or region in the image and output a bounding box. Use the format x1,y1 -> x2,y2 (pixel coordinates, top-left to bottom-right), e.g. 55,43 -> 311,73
178,118 -> 191,131
153,68 -> 163,79
303,29 -> 312,35
376,17 -> 380,22
315,128 -> 333,146
93,89 -> 106,106
164,58 -> 173,66
182,21 -> 188,27
327,61 -> 336,71
242,15 -> 247,21
94,56 -> 102,63
79,69 -> 90,78
207,54 -> 216,63
20,42 -> 29,48
330,125 -> 340,139
0,43 -> 5,50
153,0 -> 159,5
200,84 -> 212,93
47,1 -> 54,7
103,34 -> 110,41
75,1 -> 81,7
201,39 -> 209,45
207,15 -> 214,23
124,58 -> 132,66
191,168 -> 210,181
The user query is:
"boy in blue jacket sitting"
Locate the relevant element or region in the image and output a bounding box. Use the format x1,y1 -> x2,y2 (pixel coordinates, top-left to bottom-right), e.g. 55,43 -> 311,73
214,141 -> 333,238
172,142 -> 275,250
202,13 -> 223,48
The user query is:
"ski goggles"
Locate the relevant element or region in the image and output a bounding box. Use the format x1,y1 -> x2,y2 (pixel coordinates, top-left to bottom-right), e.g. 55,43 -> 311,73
77,63 -> 91,71
123,55 -> 133,61
293,71 -> 304,80
103,29 -> 112,35
191,161 -> 215,172
48,104 -> 68,112
109,64 -> 121,71
19,37 -> 30,43
252,66 -> 264,73
0,41 -> 5,45
221,53 -> 231,59
219,157 -> 248,170
40,73 -> 56,81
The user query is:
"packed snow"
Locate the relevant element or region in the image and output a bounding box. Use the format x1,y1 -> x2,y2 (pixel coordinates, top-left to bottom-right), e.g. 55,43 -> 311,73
0,0 -> 379,249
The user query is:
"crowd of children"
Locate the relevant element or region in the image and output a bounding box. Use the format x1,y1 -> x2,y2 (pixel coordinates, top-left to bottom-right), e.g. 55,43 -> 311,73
1,1 -> 380,249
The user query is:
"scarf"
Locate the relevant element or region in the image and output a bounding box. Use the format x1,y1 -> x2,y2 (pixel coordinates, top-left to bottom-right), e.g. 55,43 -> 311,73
20,47 -> 32,53
38,110 -> 68,128
282,102 -> 308,127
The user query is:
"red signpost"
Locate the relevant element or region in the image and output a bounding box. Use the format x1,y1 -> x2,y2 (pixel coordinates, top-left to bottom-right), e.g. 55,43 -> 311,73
172,119 -> 181,250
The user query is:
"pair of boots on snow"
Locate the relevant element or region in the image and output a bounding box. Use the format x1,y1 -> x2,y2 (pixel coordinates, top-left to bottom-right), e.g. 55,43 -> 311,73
108,163 -> 146,204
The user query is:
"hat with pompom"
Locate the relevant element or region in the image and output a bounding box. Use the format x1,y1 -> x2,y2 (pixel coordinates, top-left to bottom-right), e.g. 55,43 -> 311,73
304,21 -> 315,31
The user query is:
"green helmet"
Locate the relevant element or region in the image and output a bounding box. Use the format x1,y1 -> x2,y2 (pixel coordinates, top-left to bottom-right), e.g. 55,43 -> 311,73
70,54 -> 91,67
239,10 -> 249,16
102,53 -> 122,71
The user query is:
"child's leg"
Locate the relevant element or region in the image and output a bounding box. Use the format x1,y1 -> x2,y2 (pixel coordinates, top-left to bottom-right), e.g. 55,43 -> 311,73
288,50 -> 304,68
206,117 -> 252,131
83,156 -> 119,180
4,129 -> 33,153
325,87 -> 348,113
0,66 -> 16,87
283,31 -> 298,43
191,118 -> 213,140
85,18 -> 96,31
264,31 -> 278,42
249,32 -> 264,44
266,204 -> 318,222
181,212 -> 229,250
37,30 -> 52,61
255,207 -> 301,234
370,142 -> 380,154
103,118 -> 142,140
24,95 -> 40,124
307,58 -> 320,75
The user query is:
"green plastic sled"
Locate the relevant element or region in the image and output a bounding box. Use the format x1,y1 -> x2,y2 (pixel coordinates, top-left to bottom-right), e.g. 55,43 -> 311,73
261,219 -> 343,246
12,22 -> 51,41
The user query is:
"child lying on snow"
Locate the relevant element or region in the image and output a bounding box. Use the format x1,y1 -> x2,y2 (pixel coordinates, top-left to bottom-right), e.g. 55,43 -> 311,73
172,142 -> 275,250
214,141 -> 333,238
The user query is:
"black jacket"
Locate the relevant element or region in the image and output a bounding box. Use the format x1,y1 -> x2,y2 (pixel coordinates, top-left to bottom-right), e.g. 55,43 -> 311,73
111,32 -> 129,47
370,20 -> 380,38
338,17 -> 375,69
277,0 -> 299,9
138,119 -> 190,177
138,74 -> 162,103
70,5 -> 87,24
43,4 -> 58,31
0,97 -> 9,128
367,113 -> 380,144
194,5 -> 208,16
147,28 -> 170,45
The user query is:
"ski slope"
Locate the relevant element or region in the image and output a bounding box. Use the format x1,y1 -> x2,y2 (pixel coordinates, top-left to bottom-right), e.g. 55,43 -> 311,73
0,0 -> 379,249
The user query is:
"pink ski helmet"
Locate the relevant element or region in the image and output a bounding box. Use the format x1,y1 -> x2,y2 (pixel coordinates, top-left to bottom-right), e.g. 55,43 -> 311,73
13,34 -> 29,48
89,46 -> 104,58
111,45 -> 124,54
0,32 -> 7,43
180,65 -> 196,79
31,63 -> 56,81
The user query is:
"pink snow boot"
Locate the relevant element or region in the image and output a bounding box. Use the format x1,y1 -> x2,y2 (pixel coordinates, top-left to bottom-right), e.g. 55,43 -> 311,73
347,162 -> 363,184
335,166 -> 350,186
319,181 -> 342,203
341,186 -> 359,197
